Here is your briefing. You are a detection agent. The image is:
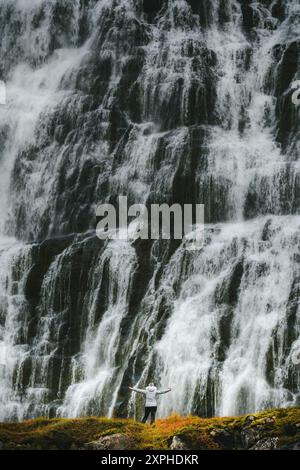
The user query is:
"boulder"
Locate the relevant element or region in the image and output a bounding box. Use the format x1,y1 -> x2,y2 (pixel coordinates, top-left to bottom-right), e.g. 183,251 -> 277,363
209,428 -> 233,448
240,427 -> 260,449
250,437 -> 279,450
278,440 -> 300,450
84,433 -> 136,450
244,415 -> 256,424
170,436 -> 189,450
264,417 -> 275,425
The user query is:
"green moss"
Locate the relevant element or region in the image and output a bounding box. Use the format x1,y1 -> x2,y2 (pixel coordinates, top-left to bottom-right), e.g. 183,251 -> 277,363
0,417 -> 143,450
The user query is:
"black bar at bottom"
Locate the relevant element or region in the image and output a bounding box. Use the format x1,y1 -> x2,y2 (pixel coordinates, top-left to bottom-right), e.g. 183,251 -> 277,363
0,449 -> 296,467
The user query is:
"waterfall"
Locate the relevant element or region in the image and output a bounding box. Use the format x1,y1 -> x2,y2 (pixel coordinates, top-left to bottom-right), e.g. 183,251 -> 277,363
0,0 -> 299,421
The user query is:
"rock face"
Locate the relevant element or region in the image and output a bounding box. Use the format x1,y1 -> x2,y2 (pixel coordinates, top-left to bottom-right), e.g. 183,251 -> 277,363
170,436 -> 189,450
0,0 -> 300,422
250,437 -> 279,450
241,427 -> 261,449
84,433 -> 136,450
205,413 -> 286,450
278,440 -> 300,450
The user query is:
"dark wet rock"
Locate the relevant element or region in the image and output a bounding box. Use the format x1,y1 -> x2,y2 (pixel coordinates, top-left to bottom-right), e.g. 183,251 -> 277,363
216,259 -> 244,307
142,0 -> 164,17
240,0 -> 256,32
240,427 -> 260,449
271,1 -> 286,22
275,42 -> 300,98
209,428 -> 234,448
24,235 -> 74,304
274,41 -> 300,148
278,440 -> 300,450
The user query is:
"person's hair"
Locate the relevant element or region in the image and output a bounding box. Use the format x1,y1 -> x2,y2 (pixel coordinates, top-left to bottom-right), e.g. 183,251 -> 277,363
148,382 -> 155,387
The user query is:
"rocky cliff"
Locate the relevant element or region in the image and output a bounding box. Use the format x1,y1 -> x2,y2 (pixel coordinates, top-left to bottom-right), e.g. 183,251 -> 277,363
0,0 -> 299,422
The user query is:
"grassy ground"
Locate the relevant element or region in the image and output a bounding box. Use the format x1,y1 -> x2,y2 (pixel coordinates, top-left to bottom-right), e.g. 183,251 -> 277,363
0,407 -> 299,450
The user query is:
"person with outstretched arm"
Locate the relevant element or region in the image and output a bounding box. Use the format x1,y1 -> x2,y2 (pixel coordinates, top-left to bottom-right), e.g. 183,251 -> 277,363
129,382 -> 171,424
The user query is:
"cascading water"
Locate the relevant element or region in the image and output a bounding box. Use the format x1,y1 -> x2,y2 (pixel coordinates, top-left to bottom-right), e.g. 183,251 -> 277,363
0,0 -> 299,421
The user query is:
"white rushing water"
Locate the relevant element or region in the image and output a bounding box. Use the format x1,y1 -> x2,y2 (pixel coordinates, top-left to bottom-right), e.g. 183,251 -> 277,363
0,0 -> 92,419
58,239 -> 137,418
0,239 -> 34,421
0,0 -> 299,421
156,216 -> 300,416
129,0 -> 300,417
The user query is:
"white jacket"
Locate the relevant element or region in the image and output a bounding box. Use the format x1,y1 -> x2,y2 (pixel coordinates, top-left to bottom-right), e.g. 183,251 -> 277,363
131,385 -> 171,407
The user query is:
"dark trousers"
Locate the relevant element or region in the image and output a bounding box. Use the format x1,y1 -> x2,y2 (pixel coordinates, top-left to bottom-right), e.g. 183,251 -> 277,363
142,406 -> 157,424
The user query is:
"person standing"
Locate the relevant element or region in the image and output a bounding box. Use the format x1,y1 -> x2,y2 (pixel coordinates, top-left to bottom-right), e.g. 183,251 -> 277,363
129,382 -> 171,424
